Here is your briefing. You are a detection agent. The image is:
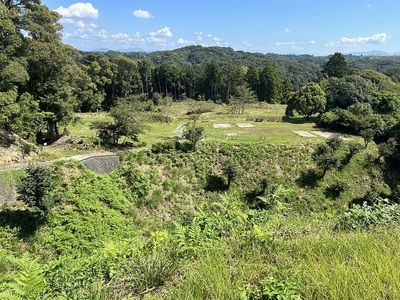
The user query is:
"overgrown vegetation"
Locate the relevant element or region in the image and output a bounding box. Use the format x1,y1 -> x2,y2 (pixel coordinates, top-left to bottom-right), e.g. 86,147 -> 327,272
1,138 -> 400,298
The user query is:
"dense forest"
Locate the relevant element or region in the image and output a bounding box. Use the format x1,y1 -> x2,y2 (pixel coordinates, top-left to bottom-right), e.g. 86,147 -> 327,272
3,1 -> 400,299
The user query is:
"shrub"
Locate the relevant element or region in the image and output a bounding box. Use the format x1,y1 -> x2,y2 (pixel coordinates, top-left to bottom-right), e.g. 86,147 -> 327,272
151,140 -> 176,154
17,164 -> 56,215
240,277 -> 301,300
337,198 -> 400,230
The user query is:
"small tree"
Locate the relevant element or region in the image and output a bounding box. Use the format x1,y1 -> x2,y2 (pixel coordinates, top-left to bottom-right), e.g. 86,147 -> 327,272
92,100 -> 148,145
222,161 -> 239,189
360,128 -> 375,148
17,164 -> 55,215
183,115 -> 204,151
229,85 -> 257,114
376,137 -> 397,162
312,135 -> 343,178
285,82 -> 326,120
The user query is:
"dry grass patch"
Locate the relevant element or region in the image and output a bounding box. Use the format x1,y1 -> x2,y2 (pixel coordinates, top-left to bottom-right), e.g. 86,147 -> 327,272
213,124 -> 232,128
292,131 -> 317,138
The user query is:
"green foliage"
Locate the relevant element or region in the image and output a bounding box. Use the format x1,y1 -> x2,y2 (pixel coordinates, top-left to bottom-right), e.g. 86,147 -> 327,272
312,135 -> 343,178
0,253 -> 49,300
222,160 -> 239,188
230,85 -> 257,114
376,137 -> 397,161
240,277 -> 300,300
151,140 -> 176,154
91,100 -> 149,145
323,52 -> 349,78
338,198 -> 400,230
285,82 -> 326,120
17,164 -> 55,214
326,74 -> 374,109
183,116 -> 204,151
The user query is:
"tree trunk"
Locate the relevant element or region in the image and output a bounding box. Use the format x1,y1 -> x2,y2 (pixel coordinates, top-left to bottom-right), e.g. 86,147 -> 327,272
47,120 -> 58,143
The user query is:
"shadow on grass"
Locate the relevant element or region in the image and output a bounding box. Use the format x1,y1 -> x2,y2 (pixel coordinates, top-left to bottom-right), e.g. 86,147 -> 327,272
0,209 -> 45,239
0,130 -> 15,148
245,179 -> 269,209
204,174 -> 227,192
296,169 -> 321,188
282,116 -> 320,124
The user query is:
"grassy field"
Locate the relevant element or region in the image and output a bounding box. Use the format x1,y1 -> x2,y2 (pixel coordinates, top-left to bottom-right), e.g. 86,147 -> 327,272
60,102 -> 356,151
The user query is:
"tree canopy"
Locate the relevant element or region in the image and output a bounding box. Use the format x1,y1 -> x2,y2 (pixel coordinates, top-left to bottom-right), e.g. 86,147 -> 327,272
286,82 -> 326,120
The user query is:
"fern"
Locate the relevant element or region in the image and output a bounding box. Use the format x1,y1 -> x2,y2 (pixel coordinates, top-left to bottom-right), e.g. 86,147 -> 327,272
0,254 -> 48,300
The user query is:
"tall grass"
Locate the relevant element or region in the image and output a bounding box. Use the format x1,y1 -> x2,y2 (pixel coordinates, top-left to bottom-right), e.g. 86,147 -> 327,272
283,228 -> 400,299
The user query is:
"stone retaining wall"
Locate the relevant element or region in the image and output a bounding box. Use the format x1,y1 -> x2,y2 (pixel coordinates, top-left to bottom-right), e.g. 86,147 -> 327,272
80,154 -> 120,174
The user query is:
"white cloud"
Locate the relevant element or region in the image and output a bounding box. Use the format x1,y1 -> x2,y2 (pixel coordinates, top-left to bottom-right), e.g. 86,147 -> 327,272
56,3 -> 99,19
149,27 -> 173,38
207,34 -> 212,38
177,38 -> 195,45
242,41 -> 251,47
308,40 -> 316,45
213,37 -> 221,41
197,35 -> 203,41
133,10 -> 154,19
284,28 -> 290,33
274,41 -> 295,46
60,18 -> 76,24
325,33 -> 387,47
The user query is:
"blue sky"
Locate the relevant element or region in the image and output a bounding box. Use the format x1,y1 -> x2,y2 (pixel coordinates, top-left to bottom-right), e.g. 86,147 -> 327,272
41,0 -> 400,55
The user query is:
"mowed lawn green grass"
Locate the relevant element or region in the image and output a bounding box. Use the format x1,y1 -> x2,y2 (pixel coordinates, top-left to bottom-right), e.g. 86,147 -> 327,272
63,102 -> 355,148
143,102 -> 353,145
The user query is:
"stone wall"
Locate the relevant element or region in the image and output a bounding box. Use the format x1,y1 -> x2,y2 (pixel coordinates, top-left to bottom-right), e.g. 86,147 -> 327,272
79,154 -> 120,175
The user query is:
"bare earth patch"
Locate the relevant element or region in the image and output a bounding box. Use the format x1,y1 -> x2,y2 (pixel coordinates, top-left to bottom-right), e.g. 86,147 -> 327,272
312,131 -> 333,138
292,131 -> 317,138
236,123 -> 255,128
226,133 -> 239,137
213,123 -> 232,128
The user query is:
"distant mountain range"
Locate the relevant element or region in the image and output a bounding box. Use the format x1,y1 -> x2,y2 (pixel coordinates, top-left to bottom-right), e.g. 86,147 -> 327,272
91,47 -> 400,57
346,50 -> 400,56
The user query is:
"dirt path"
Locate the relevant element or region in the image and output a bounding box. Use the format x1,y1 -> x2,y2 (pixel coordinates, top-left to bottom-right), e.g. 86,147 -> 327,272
176,123 -> 187,139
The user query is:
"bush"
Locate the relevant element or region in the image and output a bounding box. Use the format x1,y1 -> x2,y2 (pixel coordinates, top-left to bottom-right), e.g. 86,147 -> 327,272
240,277 -> 300,300
17,164 -> 56,215
151,140 -> 176,154
337,198 -> 400,230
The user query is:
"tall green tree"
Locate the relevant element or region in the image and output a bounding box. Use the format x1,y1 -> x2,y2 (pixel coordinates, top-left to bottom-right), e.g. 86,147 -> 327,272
0,2 -> 28,130
326,75 -> 373,109
20,2 -> 80,142
259,65 -> 282,103
203,60 -> 223,101
81,53 -> 116,110
112,56 -> 142,99
183,115 -> 204,151
323,52 -> 349,78
223,61 -> 242,103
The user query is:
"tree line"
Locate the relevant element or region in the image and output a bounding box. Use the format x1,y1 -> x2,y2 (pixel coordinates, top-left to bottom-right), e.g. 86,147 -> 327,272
2,0 -> 400,147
